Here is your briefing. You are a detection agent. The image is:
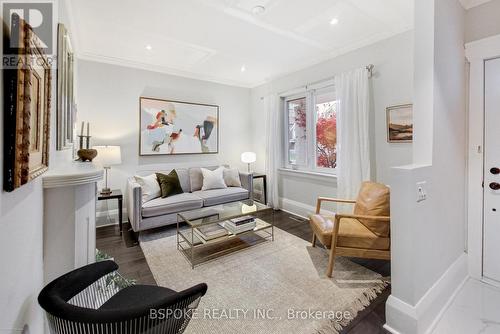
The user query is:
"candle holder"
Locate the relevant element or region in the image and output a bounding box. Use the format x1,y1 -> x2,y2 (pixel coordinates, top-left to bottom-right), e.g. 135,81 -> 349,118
77,135 -> 97,162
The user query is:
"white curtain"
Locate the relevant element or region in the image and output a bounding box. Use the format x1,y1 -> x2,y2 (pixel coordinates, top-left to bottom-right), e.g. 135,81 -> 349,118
335,67 -> 371,209
264,94 -> 280,209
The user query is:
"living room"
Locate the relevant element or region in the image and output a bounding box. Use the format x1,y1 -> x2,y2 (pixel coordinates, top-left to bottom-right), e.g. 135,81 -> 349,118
1,0 -> 500,333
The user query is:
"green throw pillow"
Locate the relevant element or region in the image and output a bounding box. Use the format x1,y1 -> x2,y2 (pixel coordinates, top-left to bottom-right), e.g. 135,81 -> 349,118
156,170 -> 183,198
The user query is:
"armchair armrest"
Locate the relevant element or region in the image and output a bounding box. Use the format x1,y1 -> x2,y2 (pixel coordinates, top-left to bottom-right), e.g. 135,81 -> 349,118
334,213 -> 390,223
126,177 -> 142,231
315,197 -> 356,214
239,171 -> 254,197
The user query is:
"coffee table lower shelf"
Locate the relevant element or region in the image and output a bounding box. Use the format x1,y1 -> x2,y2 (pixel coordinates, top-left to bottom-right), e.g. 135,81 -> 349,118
177,218 -> 274,269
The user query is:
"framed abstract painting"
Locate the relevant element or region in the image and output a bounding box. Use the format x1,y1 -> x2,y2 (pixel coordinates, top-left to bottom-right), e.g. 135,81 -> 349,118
386,104 -> 413,143
139,97 -> 219,156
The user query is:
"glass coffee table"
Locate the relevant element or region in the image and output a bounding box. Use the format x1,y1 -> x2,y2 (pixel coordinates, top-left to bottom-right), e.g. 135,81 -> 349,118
177,200 -> 274,268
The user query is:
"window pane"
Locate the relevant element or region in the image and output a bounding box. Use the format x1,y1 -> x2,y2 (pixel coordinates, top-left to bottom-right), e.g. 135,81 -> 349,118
315,94 -> 337,169
287,97 -> 307,165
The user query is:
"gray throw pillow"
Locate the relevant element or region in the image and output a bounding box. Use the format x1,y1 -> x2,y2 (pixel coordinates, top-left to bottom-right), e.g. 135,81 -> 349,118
223,168 -> 242,187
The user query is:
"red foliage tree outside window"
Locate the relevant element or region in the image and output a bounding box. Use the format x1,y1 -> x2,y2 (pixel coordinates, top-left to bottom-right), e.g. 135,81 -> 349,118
316,102 -> 337,168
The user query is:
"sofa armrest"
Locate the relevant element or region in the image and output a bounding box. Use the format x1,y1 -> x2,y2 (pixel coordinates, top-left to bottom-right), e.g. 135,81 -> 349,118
239,172 -> 254,197
126,178 -> 142,232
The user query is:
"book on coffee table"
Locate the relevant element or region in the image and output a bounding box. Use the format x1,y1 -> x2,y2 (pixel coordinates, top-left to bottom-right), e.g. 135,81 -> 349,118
229,215 -> 255,226
194,224 -> 228,242
222,219 -> 257,234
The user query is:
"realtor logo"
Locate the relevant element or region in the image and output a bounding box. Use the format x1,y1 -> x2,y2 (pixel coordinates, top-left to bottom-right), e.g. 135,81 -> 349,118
2,1 -> 54,53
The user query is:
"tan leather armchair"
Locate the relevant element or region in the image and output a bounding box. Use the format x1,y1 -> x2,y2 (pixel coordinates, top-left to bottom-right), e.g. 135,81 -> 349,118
309,181 -> 391,277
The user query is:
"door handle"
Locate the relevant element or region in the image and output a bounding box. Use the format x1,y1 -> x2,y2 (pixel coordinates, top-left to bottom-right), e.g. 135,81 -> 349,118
491,167 -> 500,175
489,182 -> 500,190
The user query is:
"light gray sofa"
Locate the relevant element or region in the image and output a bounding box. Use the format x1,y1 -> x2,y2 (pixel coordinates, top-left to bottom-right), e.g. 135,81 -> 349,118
126,166 -> 253,232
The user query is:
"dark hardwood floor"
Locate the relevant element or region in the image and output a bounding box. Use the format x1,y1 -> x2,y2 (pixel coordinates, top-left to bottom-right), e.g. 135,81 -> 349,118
96,210 -> 390,334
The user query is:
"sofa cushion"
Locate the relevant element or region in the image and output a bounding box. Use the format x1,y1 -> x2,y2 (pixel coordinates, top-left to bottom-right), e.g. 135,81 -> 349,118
192,187 -> 249,206
134,174 -> 161,203
201,167 -> 227,191
223,168 -> 242,187
189,166 -> 219,192
353,181 -> 390,237
175,168 -> 190,193
142,193 -> 203,218
156,170 -> 183,198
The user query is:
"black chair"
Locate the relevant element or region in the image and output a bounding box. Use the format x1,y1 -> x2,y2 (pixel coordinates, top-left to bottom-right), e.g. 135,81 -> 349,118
38,260 -> 207,334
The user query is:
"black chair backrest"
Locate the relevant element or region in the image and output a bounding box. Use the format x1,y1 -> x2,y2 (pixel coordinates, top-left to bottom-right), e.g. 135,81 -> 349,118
38,260 -> 207,327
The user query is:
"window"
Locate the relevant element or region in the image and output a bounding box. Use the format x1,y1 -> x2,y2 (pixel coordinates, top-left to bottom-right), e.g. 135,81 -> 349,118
286,97 -> 307,166
315,91 -> 337,169
284,88 -> 337,174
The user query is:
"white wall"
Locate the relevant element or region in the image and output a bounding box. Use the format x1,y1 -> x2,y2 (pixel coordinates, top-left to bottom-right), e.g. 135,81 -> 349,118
465,0 -> 500,43
76,60 -> 252,219
250,31 -> 414,215
386,0 -> 467,333
0,0 -> 75,332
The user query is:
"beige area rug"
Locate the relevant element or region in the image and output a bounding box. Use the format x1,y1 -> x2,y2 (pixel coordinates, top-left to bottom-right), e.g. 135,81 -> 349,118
139,228 -> 389,334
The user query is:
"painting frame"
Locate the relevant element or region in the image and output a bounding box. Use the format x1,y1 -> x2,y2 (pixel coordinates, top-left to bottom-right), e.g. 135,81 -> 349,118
56,23 -> 75,150
3,14 -> 51,191
139,97 -> 219,156
386,103 -> 413,143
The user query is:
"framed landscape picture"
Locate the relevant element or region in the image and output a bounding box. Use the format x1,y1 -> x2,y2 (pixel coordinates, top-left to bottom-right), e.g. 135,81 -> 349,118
386,104 -> 413,143
139,97 -> 219,155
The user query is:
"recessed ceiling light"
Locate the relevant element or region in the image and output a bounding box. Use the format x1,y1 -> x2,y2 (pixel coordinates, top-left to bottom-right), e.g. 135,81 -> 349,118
145,44 -> 152,50
252,5 -> 266,15
241,65 -> 246,72
330,18 -> 339,25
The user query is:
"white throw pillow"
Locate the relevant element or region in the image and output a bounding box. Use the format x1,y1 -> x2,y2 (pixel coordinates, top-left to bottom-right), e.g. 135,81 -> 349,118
201,167 -> 227,191
223,168 -> 242,187
134,174 -> 161,203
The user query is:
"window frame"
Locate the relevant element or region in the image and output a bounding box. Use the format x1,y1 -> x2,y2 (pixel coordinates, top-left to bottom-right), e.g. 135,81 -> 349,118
283,93 -> 309,170
313,87 -> 337,174
282,85 -> 337,175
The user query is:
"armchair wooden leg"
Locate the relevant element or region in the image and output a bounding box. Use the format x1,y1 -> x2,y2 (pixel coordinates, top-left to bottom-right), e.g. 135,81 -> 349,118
327,230 -> 340,277
327,246 -> 337,278
312,233 -> 317,247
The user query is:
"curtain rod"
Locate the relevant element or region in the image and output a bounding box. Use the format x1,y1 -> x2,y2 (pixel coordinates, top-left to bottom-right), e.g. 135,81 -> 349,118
263,64 -> 375,99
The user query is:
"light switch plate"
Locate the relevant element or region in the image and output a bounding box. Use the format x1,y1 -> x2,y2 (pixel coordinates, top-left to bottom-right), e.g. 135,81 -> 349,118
416,181 -> 427,202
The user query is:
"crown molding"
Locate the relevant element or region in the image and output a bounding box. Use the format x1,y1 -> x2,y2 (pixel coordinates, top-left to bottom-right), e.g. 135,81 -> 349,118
76,52 -> 262,88
459,0 -> 493,9
76,28 -> 411,90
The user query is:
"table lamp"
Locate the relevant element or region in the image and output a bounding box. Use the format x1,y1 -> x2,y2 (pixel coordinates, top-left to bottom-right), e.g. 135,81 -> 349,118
93,145 -> 122,195
241,152 -> 256,173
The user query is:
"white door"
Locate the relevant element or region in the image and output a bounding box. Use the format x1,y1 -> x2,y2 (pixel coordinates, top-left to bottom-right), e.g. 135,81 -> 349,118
484,57 -> 500,282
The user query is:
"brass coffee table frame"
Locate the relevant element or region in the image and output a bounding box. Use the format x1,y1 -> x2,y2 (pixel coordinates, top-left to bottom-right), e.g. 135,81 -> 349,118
176,201 -> 274,269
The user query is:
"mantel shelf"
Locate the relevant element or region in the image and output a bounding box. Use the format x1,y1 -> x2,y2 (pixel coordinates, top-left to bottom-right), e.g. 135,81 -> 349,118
43,161 -> 104,189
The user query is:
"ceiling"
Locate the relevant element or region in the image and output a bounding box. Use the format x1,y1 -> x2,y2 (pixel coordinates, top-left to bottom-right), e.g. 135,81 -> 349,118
68,0 -> 414,87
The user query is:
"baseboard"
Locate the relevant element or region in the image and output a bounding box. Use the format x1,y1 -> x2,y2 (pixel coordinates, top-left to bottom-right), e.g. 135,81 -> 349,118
96,208 -> 127,219
383,324 -> 403,334
385,252 -> 469,334
279,197 -> 334,219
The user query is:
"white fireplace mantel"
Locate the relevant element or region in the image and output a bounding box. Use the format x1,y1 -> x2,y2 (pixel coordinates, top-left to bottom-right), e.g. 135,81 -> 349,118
43,161 -> 104,189
43,161 -> 103,283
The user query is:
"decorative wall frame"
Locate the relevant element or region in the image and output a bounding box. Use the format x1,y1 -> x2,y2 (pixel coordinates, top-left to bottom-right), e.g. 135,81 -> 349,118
3,14 -> 51,191
56,23 -> 74,150
386,104 -> 413,143
139,97 -> 219,156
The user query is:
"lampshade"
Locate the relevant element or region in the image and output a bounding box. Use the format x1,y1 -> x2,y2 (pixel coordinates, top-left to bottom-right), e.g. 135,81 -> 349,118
241,152 -> 256,164
93,146 -> 122,167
